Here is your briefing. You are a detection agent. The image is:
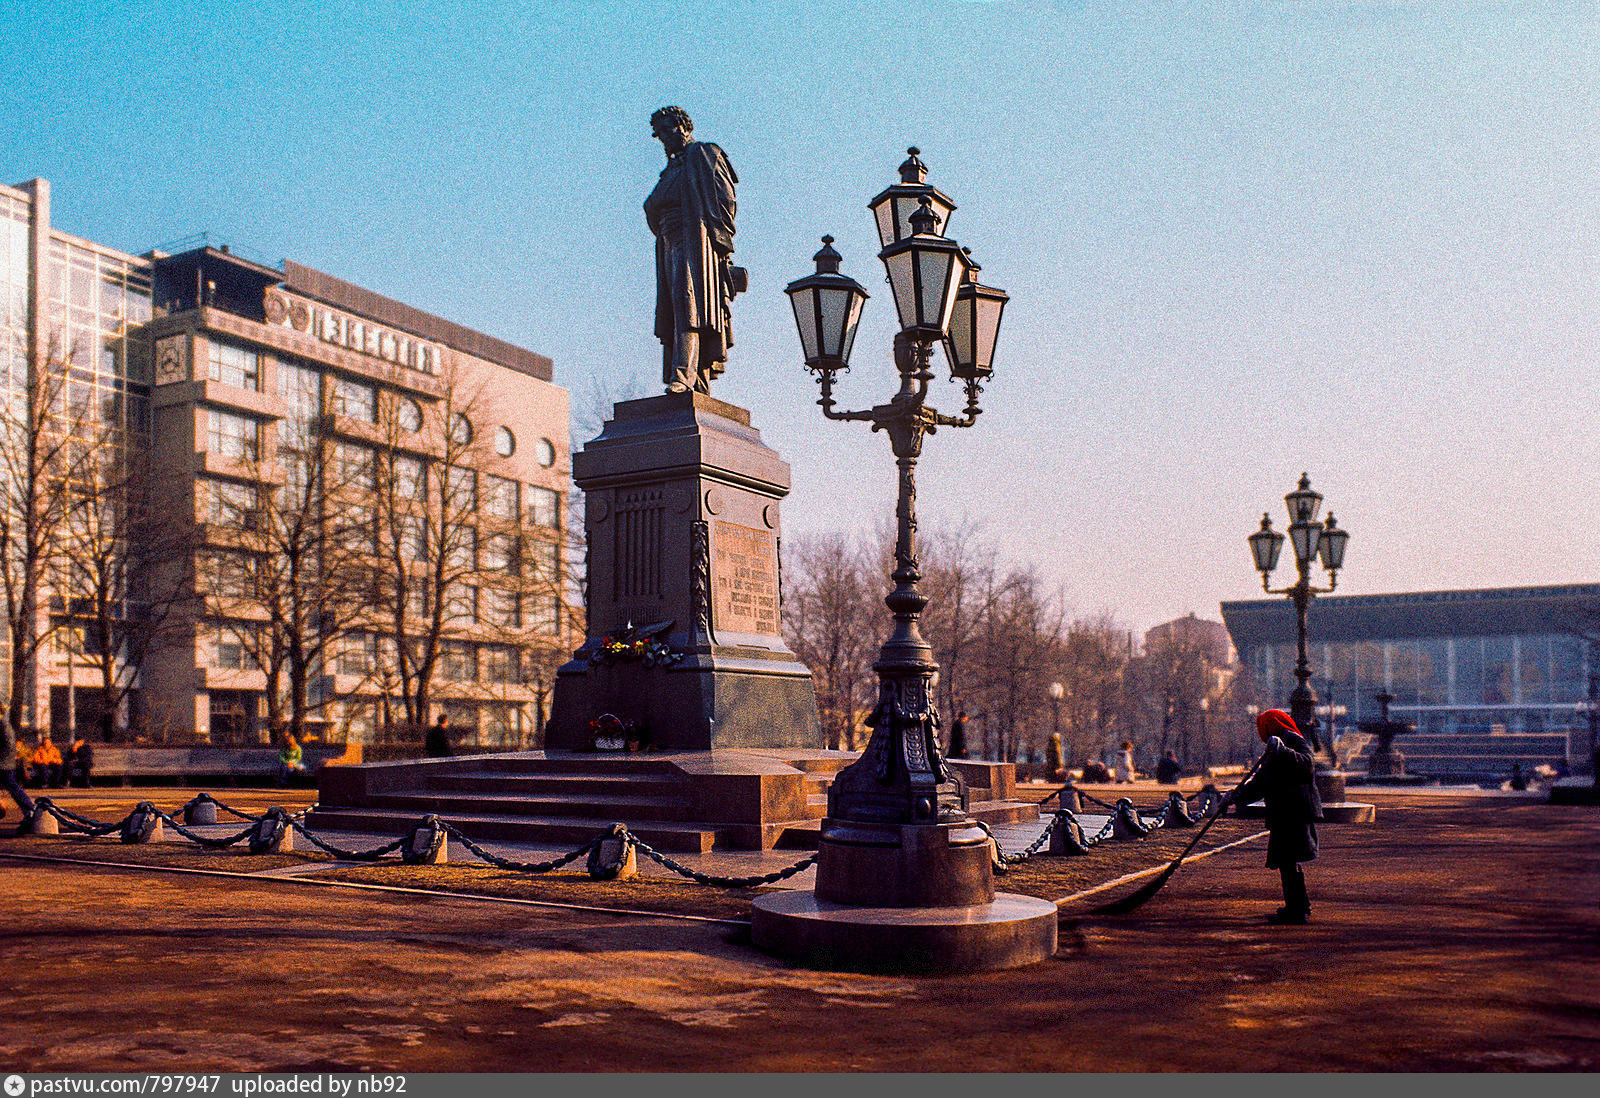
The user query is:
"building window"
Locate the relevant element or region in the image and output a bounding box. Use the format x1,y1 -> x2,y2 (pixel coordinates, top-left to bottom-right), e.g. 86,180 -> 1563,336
332,377 -> 376,422
446,466 -> 476,510
484,532 -> 519,573
444,581 -> 478,623
397,398 -> 422,433
441,640 -> 477,682
536,438 -> 557,467
336,442 -> 375,491
394,455 -> 426,500
494,426 -> 516,457
484,645 -> 519,685
527,486 -> 560,528
207,409 -> 259,461
209,624 -> 257,671
445,528 -> 477,573
340,631 -> 379,676
449,412 -> 472,446
203,478 -> 259,526
486,475 -> 518,521
207,340 -> 259,391
401,513 -> 428,562
483,587 -> 520,629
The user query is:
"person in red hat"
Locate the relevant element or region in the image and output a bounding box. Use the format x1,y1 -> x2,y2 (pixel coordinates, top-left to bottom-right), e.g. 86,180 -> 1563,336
1229,708 -> 1323,924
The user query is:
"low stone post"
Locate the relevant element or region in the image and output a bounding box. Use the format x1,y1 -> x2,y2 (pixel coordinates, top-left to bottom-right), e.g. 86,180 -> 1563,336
120,803 -> 163,844
586,823 -> 638,881
248,808 -> 293,854
402,816 -> 448,865
184,795 -> 219,826
26,803 -> 59,836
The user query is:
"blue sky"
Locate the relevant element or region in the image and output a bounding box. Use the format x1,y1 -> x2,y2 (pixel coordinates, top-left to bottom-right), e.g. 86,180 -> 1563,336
3,0 -> 1594,632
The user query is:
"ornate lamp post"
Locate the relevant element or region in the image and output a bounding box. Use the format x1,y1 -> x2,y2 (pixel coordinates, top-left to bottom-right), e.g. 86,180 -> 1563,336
1247,473 -> 1349,750
755,149 -> 1053,973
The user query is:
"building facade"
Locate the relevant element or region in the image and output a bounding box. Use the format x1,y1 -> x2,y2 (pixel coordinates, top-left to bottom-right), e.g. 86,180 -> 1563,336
3,178 -> 571,749
1220,584 -> 1598,776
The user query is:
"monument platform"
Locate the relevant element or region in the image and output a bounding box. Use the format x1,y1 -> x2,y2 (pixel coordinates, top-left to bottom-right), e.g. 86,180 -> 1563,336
312,749 -> 1037,851
546,391 -> 821,753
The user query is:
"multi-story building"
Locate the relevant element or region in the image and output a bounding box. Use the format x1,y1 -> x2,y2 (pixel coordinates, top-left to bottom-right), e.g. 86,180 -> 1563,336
2,177 -> 571,749
1221,583 -> 1599,779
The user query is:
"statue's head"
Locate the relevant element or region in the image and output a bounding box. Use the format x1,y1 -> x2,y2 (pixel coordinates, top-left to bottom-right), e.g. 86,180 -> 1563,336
651,106 -> 693,152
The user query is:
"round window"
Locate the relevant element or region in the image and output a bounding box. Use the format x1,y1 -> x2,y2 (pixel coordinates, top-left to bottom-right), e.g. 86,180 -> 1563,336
398,399 -> 422,433
449,413 -> 472,446
494,426 -> 516,457
536,438 -> 557,467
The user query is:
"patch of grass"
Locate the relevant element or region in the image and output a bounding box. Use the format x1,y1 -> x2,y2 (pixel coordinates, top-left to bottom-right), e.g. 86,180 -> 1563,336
996,818 -> 1263,900
0,834 -> 320,874
317,863 -> 764,921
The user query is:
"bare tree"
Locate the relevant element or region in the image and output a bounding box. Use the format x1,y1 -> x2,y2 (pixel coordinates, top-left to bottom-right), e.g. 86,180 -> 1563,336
371,366 -> 495,735
203,406 -> 374,742
0,332 -> 96,809
54,423 -> 197,742
967,567 -> 1065,762
783,532 -> 879,750
1054,614 -> 1133,769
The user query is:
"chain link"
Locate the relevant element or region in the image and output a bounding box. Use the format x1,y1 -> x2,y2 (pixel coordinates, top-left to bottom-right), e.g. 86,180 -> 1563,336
627,831 -> 818,888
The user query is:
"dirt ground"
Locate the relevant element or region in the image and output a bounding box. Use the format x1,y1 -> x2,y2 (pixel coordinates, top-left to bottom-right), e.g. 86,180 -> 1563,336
0,790 -> 1596,1072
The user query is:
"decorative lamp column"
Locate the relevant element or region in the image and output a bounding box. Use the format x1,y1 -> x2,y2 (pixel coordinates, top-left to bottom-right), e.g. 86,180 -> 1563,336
1249,474 -> 1348,750
756,148 -> 1056,974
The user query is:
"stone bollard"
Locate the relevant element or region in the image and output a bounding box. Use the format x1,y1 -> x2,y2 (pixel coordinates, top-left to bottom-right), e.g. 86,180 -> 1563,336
184,796 -> 219,826
1059,786 -> 1083,813
248,809 -> 293,854
26,803 -> 59,836
586,823 -> 638,881
1162,791 -> 1196,828
402,816 -> 448,865
1047,810 -> 1090,855
120,803 -> 163,844
1111,798 -> 1149,840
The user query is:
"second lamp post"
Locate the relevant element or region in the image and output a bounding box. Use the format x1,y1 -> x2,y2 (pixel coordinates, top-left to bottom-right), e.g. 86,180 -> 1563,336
1247,473 -> 1350,750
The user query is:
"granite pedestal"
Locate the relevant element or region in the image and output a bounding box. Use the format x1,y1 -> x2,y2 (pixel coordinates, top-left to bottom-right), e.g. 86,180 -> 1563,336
546,391 -> 821,752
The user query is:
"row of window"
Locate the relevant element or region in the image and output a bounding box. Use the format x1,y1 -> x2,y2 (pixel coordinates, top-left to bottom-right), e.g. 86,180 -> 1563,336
201,419 -> 562,528
208,337 -> 558,467
206,624 -> 546,687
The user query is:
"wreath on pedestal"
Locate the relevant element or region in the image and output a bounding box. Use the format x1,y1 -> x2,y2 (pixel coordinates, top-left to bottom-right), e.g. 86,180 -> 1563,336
591,620 -> 683,668
588,713 -> 651,752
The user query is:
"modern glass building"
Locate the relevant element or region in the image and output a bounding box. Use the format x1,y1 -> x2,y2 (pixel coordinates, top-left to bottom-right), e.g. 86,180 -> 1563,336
1221,584 -> 1598,778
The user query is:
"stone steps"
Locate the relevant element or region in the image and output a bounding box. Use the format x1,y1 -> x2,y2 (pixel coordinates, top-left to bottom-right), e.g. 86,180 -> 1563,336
428,773 -> 686,798
367,789 -> 697,822
304,805 -> 727,853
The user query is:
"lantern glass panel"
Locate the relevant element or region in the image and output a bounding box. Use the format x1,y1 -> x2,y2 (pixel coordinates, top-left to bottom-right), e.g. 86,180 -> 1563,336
818,286 -> 853,357
872,200 -> 897,249
948,295 -> 973,369
1289,521 -> 1321,565
841,291 -> 865,364
975,292 -> 1004,370
1249,528 -> 1283,573
882,249 -> 918,330
918,248 -> 957,332
1319,526 -> 1349,570
789,292 -> 820,362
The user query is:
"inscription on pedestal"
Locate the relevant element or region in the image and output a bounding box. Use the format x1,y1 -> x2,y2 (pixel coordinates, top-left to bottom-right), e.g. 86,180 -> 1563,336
713,520 -> 779,636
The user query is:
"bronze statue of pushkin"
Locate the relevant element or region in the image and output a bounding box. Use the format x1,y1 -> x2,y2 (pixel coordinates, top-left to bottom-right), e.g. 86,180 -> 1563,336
645,106 -> 742,394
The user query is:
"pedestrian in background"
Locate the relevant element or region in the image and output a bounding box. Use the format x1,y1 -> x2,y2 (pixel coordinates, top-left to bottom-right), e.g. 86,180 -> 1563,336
1114,741 -> 1136,783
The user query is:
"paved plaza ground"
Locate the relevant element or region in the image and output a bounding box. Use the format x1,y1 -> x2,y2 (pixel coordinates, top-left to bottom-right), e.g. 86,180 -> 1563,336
0,785 -> 1596,1072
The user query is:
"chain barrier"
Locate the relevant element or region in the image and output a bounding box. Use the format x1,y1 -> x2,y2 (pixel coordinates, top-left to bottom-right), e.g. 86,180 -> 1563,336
626,830 -> 819,888
14,781 -> 1248,889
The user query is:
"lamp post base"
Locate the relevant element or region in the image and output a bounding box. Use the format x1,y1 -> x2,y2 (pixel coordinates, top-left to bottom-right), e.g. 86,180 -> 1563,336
751,890 -> 1058,974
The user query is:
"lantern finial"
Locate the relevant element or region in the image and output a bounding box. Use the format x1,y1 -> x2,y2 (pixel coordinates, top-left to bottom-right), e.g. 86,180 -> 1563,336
899,148 -> 927,183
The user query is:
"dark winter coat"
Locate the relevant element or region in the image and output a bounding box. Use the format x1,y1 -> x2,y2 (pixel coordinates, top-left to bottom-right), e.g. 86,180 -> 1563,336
1233,729 -> 1322,867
